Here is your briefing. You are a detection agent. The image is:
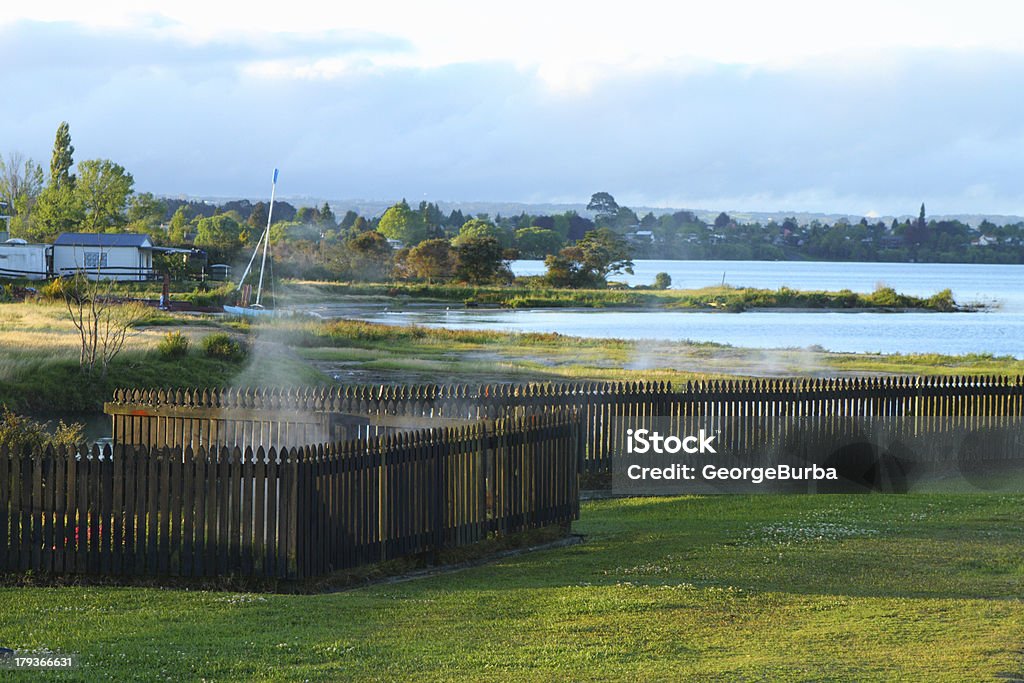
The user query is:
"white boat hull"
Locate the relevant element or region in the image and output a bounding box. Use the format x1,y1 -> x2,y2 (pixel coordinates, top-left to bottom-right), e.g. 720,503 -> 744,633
223,305 -> 282,318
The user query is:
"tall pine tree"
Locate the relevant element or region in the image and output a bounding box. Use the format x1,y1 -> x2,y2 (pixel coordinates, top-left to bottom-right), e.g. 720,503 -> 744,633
49,121 -> 75,190
32,121 -> 83,239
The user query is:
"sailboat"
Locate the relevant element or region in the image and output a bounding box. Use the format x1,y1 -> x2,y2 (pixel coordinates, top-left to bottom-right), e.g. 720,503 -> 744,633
224,168 -> 282,317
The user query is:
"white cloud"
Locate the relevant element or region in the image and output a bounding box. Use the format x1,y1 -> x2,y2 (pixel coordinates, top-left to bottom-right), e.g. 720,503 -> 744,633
8,2 -> 1024,77
4,7 -> 1024,214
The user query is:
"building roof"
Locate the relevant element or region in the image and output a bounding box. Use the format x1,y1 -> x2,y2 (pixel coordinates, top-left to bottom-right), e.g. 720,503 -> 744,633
53,233 -> 152,248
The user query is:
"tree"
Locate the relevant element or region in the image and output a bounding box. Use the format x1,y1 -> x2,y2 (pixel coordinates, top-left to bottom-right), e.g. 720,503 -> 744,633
270,220 -> 320,243
714,212 -> 732,229
49,121 -> 75,191
320,202 -> 336,227
76,159 -> 134,230
194,214 -> 243,257
587,192 -> 619,222
127,192 -> 166,232
248,202 -> 269,231
653,272 -> 672,289
401,238 -> 456,281
56,272 -> 148,377
377,199 -> 428,246
576,228 -> 633,278
418,200 -> 444,231
904,202 -> 929,247
514,227 -> 563,258
454,218 -> 508,246
168,206 -> 191,244
346,230 -> 392,280
564,211 -> 595,241
609,206 -> 640,232
0,152 -> 44,234
445,209 -> 467,231
339,210 -> 359,231
295,206 -> 322,225
454,236 -> 510,283
33,122 -> 83,238
32,184 -> 83,239
543,227 -> 633,288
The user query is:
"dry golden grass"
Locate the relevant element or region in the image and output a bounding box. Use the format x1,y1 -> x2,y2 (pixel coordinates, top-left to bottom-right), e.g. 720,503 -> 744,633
0,303 -> 192,381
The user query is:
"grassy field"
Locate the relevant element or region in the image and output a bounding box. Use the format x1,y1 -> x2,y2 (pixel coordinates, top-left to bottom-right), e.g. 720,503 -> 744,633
2,300 -> 1023,415
0,494 -> 1021,681
0,303 -> 327,415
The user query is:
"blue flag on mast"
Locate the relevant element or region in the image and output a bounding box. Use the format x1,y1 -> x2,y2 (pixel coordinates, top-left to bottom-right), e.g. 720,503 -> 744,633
273,168 -> 279,183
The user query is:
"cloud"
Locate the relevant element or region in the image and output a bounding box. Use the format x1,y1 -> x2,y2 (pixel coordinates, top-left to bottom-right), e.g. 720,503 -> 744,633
0,20 -> 409,74
3,20 -> 1024,215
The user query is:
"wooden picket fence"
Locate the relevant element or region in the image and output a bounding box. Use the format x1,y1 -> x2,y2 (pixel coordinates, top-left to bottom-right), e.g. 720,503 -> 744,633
106,376 -> 1024,474
0,413 -> 580,580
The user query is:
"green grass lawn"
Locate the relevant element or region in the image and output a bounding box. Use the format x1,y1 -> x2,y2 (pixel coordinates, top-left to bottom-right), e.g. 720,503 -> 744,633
1,494 -> 1021,681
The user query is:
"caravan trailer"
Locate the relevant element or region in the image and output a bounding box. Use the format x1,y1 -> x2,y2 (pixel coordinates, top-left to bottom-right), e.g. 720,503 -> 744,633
0,240 -> 51,280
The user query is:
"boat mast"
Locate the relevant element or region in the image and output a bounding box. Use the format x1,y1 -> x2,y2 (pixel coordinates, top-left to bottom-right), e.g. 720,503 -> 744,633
235,168 -> 278,295
235,222 -> 267,291
255,169 -> 278,306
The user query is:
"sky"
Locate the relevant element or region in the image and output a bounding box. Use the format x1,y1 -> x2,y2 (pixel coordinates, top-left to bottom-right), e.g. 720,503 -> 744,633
2,1 -> 1024,216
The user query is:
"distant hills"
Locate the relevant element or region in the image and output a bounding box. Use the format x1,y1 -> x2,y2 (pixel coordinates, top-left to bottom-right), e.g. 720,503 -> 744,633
166,194 -> 1024,228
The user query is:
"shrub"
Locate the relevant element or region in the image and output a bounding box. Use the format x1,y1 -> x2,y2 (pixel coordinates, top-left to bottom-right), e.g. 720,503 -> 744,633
926,288 -> 957,312
868,286 -> 905,307
185,283 -> 236,308
157,331 -> 190,359
653,272 -> 672,290
201,333 -> 247,362
37,278 -> 66,301
0,406 -> 83,451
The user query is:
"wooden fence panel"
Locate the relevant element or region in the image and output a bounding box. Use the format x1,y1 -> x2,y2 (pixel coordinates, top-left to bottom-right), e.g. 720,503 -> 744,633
12,375 -> 1024,581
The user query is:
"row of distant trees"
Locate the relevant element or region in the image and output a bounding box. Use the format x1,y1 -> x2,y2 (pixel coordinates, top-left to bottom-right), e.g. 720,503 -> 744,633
7,123 -> 1022,289
0,123 -> 636,287
582,192 -> 1024,264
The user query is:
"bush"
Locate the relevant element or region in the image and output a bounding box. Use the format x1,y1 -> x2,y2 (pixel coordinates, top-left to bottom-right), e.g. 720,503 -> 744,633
157,331 -> 190,359
201,333 -> 248,362
653,272 -> 672,290
185,283 -> 236,308
0,406 -> 83,450
926,288 -> 957,312
868,286 -> 905,307
37,278 -> 66,301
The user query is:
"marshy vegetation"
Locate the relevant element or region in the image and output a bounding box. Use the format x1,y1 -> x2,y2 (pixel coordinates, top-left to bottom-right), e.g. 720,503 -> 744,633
0,286 -> 1010,417
281,279 -> 967,312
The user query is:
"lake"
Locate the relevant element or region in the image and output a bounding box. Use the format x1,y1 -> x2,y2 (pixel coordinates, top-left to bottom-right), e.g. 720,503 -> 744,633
303,260 -> 1024,357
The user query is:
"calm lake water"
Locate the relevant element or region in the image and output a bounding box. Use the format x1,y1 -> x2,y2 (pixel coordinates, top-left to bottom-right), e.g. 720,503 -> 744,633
305,260 -> 1024,357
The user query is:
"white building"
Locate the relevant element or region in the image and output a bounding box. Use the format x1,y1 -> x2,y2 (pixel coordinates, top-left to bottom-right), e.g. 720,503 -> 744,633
0,239 -> 50,280
52,233 -> 154,281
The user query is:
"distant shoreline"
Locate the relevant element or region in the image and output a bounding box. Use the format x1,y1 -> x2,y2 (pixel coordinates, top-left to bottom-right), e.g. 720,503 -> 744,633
282,280 -> 973,313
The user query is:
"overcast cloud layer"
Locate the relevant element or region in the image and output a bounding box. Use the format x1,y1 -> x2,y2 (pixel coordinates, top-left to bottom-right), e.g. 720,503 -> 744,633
2,5 -> 1024,216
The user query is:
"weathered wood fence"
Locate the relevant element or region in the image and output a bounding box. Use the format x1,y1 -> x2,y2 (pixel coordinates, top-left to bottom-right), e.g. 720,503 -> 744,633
106,376 -> 1024,474
0,413 -> 579,580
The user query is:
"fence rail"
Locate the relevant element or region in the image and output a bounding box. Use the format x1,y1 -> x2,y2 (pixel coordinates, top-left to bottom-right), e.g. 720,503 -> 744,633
1,413 -> 580,580
107,376 -> 1024,474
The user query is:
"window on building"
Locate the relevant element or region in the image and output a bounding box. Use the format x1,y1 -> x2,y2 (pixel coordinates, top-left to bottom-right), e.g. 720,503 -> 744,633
84,251 -> 108,269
